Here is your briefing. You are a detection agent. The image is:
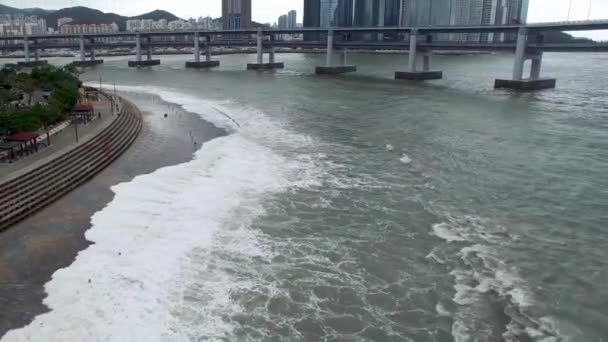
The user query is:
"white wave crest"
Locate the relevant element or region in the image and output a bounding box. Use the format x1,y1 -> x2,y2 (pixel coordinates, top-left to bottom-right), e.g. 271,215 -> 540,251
3,87 -> 321,341
431,223 -> 466,242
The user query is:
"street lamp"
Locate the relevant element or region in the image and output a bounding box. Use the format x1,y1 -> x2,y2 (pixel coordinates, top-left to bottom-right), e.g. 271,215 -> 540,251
74,120 -> 79,143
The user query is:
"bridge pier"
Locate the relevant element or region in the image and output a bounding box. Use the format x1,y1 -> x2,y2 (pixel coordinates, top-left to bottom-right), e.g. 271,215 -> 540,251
395,30 -> 442,80
495,28 -> 556,90
24,37 -> 29,63
33,40 -> 40,62
72,36 -> 103,67
186,33 -> 220,68
316,30 -> 357,75
79,36 -> 85,62
129,34 -> 160,67
247,28 -> 284,70
17,37 -> 47,67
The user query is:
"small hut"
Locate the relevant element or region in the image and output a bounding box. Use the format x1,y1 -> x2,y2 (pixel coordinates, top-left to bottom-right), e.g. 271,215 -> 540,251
1,132 -> 40,161
0,141 -> 21,162
83,86 -> 99,101
70,104 -> 94,124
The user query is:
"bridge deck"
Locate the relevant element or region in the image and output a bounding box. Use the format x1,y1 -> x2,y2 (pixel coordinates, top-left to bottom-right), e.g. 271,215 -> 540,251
0,20 -> 607,41
1,41 -> 607,53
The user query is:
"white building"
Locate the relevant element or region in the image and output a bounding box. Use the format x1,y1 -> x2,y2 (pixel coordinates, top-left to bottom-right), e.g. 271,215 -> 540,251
59,23 -> 119,42
126,19 -> 141,32
57,17 -> 73,27
157,19 -> 168,30
0,15 -> 47,39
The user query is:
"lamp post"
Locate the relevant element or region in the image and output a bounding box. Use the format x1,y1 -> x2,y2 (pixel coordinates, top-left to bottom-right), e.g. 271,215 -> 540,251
74,120 -> 79,143
113,83 -> 117,115
567,0 -> 573,21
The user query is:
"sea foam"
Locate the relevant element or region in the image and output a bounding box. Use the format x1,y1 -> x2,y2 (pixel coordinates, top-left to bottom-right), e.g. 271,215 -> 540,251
3,87 -> 319,341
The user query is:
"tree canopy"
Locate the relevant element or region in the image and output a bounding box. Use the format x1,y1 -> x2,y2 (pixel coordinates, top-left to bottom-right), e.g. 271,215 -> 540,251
0,64 -> 80,136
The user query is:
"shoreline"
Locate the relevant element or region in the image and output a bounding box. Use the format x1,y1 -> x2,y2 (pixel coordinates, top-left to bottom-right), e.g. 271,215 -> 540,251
0,92 -> 225,337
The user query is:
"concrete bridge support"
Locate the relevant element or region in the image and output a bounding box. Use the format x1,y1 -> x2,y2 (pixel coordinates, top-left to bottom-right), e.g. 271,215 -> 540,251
316,30 -> 357,75
495,28 -> 556,90
33,40 -> 40,62
23,37 -> 29,63
247,28 -> 284,70
129,34 -> 160,67
17,37 -> 47,67
79,36 -> 86,62
395,31 -> 442,80
72,36 -> 103,67
186,33 -> 220,68
136,33 -> 142,62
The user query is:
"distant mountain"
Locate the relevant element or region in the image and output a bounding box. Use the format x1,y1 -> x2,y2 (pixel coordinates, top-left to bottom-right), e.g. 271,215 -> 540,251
130,10 -> 180,22
44,7 -> 125,29
0,4 -> 23,15
0,4 -> 53,17
0,5 -> 183,32
21,7 -> 53,17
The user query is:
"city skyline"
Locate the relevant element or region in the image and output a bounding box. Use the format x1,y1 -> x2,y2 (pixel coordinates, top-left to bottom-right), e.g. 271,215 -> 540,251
1,0 -> 607,39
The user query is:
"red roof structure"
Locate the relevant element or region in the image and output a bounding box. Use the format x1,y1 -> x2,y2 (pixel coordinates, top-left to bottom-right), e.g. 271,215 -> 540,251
6,132 -> 39,143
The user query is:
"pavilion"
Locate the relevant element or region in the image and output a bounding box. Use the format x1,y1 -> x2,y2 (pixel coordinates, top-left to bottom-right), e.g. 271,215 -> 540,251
70,104 -> 94,124
0,132 -> 40,162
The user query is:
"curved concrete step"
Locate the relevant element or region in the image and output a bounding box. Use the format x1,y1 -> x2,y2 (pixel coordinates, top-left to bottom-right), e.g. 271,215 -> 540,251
0,99 -> 143,232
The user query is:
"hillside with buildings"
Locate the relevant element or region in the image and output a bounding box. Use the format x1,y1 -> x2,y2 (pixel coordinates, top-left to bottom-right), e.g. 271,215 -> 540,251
0,5 -> 192,34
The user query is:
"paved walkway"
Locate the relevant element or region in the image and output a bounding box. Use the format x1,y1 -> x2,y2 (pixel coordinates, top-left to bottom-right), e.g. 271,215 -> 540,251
0,97 -> 118,184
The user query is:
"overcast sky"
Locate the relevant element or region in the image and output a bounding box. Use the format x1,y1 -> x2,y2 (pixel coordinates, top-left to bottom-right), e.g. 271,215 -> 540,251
4,0 -> 608,39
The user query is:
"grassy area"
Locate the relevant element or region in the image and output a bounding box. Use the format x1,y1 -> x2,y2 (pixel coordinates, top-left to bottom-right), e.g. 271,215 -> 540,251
0,64 -> 81,136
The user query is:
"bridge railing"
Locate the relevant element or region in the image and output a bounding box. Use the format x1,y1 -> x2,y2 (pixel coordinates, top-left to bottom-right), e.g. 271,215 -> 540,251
1,20 -> 608,41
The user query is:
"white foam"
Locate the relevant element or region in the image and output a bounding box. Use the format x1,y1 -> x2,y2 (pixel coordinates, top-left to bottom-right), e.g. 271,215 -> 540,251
425,249 -> 445,264
431,223 -> 466,242
399,154 -> 412,164
385,144 -> 394,151
451,320 -> 472,342
449,242 -> 564,341
3,87 -> 321,341
435,303 -> 451,317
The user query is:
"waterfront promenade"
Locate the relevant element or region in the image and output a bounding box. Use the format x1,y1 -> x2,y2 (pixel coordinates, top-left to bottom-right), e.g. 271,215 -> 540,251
0,98 -> 115,183
0,92 -> 142,232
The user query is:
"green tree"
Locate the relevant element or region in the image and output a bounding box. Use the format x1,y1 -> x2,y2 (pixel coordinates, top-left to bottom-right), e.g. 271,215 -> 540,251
13,73 -> 39,106
0,88 -> 10,108
36,104 -> 58,146
0,65 -> 79,135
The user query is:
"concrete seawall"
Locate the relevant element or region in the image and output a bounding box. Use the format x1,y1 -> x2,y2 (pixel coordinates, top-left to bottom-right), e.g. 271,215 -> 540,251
0,96 -> 143,232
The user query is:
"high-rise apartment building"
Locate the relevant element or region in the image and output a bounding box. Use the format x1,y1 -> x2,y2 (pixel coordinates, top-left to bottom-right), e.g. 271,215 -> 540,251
304,0 -> 408,40
278,15 -> 288,29
222,0 -> 252,29
303,0 -> 528,41
0,15 -> 47,37
288,10 -> 298,28
451,0 -> 529,42
399,0 -> 451,26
